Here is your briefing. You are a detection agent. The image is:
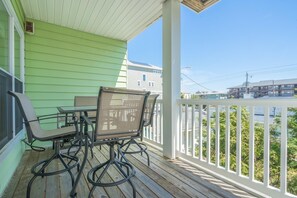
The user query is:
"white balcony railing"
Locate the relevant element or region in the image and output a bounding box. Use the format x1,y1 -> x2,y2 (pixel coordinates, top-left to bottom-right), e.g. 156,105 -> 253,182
143,100 -> 163,148
143,98 -> 297,197
177,98 -> 297,198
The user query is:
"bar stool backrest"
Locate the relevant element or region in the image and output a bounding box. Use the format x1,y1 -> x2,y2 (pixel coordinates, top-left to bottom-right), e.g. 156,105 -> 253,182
74,96 -> 97,118
143,94 -> 159,127
8,91 -> 42,143
94,87 -> 150,141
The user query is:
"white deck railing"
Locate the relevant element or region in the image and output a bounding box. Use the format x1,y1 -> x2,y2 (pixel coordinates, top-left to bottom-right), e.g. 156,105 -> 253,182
177,98 -> 297,198
143,100 -> 163,148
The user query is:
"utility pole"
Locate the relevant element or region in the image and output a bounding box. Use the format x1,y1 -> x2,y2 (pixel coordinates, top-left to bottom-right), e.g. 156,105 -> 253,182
245,72 -> 249,94
272,80 -> 275,96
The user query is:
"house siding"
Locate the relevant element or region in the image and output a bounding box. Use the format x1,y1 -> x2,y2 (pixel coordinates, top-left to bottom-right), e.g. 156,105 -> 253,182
25,20 -> 128,129
10,0 -> 25,25
0,137 -> 25,195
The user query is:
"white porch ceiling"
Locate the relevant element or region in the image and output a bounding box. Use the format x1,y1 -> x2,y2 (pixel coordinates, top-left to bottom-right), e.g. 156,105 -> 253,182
20,0 -> 218,41
20,0 -> 164,41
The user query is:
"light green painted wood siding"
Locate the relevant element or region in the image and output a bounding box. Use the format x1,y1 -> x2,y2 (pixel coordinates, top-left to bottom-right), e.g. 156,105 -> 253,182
0,139 -> 25,195
25,20 -> 128,128
0,1 -> 9,72
10,0 -> 25,25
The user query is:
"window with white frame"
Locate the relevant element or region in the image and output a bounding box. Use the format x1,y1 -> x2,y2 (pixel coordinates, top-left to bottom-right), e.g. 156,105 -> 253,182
143,74 -> 146,81
0,0 -> 24,150
137,80 -> 141,86
14,28 -> 23,134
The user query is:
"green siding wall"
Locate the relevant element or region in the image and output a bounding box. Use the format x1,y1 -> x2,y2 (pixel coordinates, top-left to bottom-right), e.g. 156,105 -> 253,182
0,139 -> 25,195
0,1 -> 10,72
10,0 -> 25,26
25,20 -> 127,128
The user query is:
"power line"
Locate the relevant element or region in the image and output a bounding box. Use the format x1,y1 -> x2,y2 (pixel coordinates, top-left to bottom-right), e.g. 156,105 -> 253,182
181,72 -> 214,92
198,63 -> 297,85
180,62 -> 297,91
248,63 -> 297,73
251,67 -> 297,76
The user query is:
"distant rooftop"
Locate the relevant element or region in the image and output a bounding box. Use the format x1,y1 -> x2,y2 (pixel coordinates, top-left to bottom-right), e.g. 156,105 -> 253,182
228,78 -> 297,89
127,60 -> 162,70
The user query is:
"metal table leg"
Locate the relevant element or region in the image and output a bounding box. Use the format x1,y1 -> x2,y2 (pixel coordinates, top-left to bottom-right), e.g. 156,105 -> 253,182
70,134 -> 88,197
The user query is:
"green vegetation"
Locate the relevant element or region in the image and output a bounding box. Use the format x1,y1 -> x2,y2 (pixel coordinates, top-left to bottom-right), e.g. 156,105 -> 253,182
195,106 -> 297,195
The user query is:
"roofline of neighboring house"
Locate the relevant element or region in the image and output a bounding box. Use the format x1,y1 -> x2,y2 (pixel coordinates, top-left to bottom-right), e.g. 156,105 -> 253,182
228,78 -> 297,89
127,60 -> 162,71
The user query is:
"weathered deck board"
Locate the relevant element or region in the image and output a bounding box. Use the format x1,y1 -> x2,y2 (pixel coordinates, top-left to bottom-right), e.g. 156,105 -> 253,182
125,147 -> 207,198
11,150 -> 39,197
128,144 -> 219,198
4,144 -> 257,198
147,145 -> 256,198
31,151 -> 49,198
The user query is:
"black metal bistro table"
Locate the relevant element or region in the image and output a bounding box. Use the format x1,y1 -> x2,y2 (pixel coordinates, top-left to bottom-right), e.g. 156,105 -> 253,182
57,105 -> 96,197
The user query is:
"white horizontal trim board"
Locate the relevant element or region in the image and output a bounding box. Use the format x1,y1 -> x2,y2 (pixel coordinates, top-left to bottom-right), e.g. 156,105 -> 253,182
143,138 -> 163,150
0,130 -> 25,164
178,98 -> 297,107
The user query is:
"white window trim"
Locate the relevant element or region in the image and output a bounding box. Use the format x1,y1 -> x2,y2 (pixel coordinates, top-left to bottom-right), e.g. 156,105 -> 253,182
0,130 -> 25,163
0,0 -> 25,152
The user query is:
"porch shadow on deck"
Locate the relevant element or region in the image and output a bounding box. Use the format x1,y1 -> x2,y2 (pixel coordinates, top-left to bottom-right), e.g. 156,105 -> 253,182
3,144 -> 257,198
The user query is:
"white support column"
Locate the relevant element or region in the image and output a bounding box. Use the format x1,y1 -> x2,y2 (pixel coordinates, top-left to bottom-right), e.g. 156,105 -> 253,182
162,0 -> 181,159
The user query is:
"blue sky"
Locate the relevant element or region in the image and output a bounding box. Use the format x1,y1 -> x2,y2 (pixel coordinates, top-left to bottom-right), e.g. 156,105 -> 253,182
128,0 -> 297,93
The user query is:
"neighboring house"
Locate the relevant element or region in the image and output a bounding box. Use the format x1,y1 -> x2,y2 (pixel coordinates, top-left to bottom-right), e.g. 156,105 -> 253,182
196,92 -> 228,100
127,60 -> 162,97
228,78 -> 297,98
181,92 -> 192,99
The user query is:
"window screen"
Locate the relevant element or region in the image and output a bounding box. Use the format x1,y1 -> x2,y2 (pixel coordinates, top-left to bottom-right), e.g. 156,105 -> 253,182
15,79 -> 23,134
0,70 -> 13,149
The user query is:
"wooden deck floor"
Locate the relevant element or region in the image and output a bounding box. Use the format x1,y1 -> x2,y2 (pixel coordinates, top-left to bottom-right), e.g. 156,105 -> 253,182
3,144 -> 257,198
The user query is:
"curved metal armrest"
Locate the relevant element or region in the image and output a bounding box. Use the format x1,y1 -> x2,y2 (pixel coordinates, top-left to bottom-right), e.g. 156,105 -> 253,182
38,113 -> 68,121
81,115 -> 95,145
23,115 -> 59,124
81,115 -> 94,128
81,115 -> 95,131
24,113 -> 78,127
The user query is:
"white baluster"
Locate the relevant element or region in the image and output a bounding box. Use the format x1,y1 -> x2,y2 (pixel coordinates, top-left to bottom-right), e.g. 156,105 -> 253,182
263,106 -> 270,187
207,105 -> 211,164
215,105 -> 220,167
236,106 -> 242,175
280,107 -> 287,194
199,105 -> 203,160
192,104 -> 196,157
249,106 -> 255,181
226,105 -> 230,171
185,104 -> 189,155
